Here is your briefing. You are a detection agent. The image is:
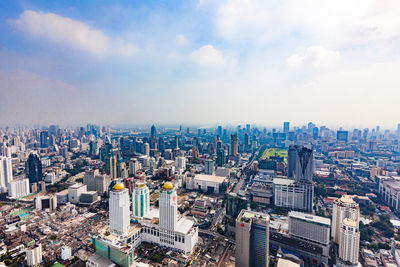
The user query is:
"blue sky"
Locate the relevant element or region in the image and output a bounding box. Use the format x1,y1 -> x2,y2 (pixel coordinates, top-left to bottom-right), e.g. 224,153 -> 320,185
1,0 -> 400,128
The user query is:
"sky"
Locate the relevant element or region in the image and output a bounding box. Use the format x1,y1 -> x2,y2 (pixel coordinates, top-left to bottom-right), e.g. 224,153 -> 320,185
1,0 -> 400,129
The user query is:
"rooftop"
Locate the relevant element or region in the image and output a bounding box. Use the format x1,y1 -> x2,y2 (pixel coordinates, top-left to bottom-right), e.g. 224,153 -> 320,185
194,174 -> 226,184
343,218 -> 357,227
288,211 -> 331,226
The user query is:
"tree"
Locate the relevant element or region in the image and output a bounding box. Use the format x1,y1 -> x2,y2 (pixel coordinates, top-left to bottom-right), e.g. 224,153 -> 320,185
152,254 -> 162,263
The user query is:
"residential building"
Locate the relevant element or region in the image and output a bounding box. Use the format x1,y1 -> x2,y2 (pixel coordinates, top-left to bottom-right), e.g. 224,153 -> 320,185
339,218 -> 360,265
7,178 -> 30,199
0,156 -> 13,193
132,181 -> 150,218
26,244 -> 42,267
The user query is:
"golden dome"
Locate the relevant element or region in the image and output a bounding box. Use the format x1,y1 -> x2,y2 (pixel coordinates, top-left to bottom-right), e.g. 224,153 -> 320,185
163,182 -> 173,190
113,183 -> 125,190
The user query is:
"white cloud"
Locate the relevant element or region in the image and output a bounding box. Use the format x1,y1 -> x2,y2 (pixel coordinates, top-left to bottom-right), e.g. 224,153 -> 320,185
286,46 -> 340,68
119,43 -> 138,57
175,34 -> 188,46
190,45 -> 225,65
9,10 -> 109,54
210,0 -> 400,45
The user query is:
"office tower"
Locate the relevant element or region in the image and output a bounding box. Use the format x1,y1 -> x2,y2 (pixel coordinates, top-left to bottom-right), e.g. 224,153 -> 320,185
287,145 -> 297,178
235,210 -> 269,267
83,170 -> 110,194
283,122 -> 290,133
7,178 -> 30,199
230,134 -> 238,156
312,127 -> 319,139
26,244 -> 43,267
331,195 -> 360,243
26,153 -> 42,184
159,182 -> 178,233
339,218 -> 360,265
0,156 -> 13,192
218,126 -> 222,136
175,156 -> 186,171
246,124 -> 250,133
132,181 -> 150,218
150,125 -> 157,140
288,211 -> 330,246
109,183 -> 130,235
244,133 -> 249,151
105,152 -> 117,179
158,137 -> 165,152
205,159 -> 215,175
143,142 -> 150,156
288,145 -> 314,182
216,148 -> 225,167
174,135 -> 179,149
129,158 -> 140,176
337,130 -> 349,143
40,130 -> 49,148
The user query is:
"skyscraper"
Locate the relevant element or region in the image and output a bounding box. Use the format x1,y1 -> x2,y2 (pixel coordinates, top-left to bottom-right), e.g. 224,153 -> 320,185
331,195 -> 360,243
159,182 -> 178,244
205,159 -> 215,175
26,153 -> 42,184
283,122 -> 290,133
109,183 -> 130,235
132,181 -> 150,218
288,145 -> 314,182
40,130 -> 49,148
339,218 -> 360,265
150,125 -> 157,140
217,148 -> 225,167
0,156 -> 13,193
218,126 -> 222,136
235,210 -> 269,267
337,130 -> 349,142
231,134 -> 238,156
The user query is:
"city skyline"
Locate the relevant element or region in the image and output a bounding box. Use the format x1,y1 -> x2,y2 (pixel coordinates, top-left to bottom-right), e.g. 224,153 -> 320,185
1,0 -> 400,127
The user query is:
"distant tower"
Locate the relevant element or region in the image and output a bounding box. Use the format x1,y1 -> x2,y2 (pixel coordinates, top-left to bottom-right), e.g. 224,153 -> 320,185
132,181 -> 150,218
283,122 -> 290,133
26,153 -> 42,184
109,183 -> 130,235
40,131 -> 49,148
230,134 -> 238,156
151,125 -> 157,140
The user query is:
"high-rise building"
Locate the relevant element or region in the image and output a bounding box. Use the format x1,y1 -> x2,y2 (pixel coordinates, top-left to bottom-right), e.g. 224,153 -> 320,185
337,130 -> 349,143
175,156 -> 186,171
218,126 -> 222,136
150,125 -> 157,140
0,156 -> 13,192
132,181 -> 150,218
283,122 -> 290,133
26,244 -> 43,267
339,218 -> 360,265
288,211 -> 330,246
216,148 -> 225,167
288,145 -> 314,182
204,159 -> 215,175
109,183 -> 130,235
34,195 -> 57,212
7,178 -> 30,199
40,130 -> 49,148
235,210 -> 269,267
231,134 -> 238,156
331,195 -> 360,243
26,153 -> 42,184
105,153 -> 117,179
159,182 -> 178,243
274,180 -> 314,212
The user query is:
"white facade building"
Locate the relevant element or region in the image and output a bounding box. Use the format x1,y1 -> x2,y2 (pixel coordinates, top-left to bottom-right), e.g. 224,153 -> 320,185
175,156 -> 186,172
132,181 -> 150,218
331,195 -> 360,243
7,178 -> 30,199
68,183 -> 87,203
339,218 -> 360,265
109,183 -> 130,235
288,211 -> 331,246
26,244 -> 42,266
61,246 -> 72,260
189,174 -> 226,194
0,156 -> 13,193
